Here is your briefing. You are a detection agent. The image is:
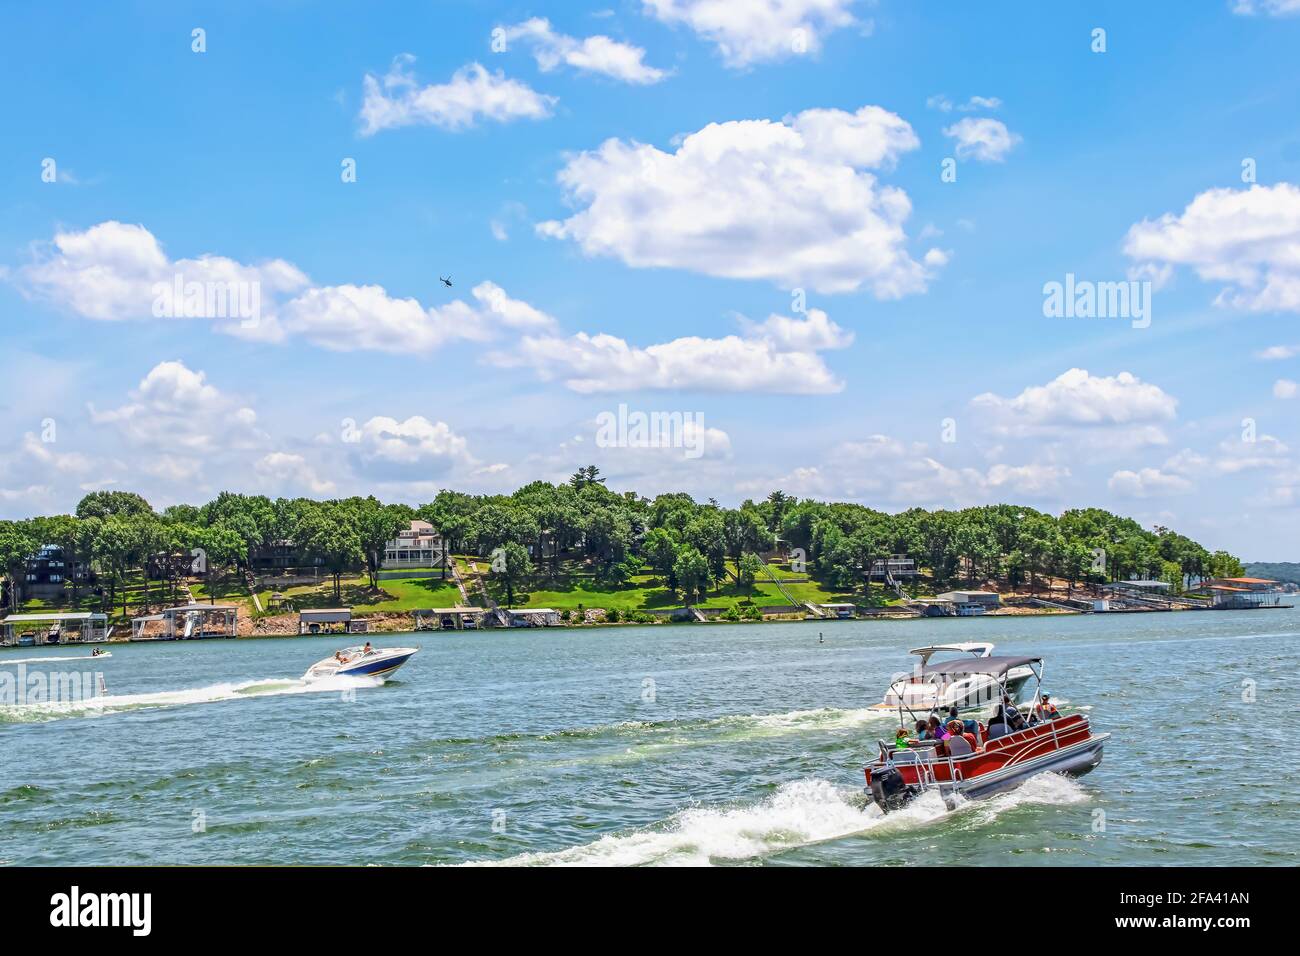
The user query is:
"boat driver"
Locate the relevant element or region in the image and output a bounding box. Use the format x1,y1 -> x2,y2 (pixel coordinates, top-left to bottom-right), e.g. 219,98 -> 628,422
1001,696 -> 1027,731
1034,694 -> 1060,721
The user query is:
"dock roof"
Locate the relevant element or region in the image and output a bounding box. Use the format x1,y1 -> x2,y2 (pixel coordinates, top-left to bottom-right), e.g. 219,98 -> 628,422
3,611 -> 108,623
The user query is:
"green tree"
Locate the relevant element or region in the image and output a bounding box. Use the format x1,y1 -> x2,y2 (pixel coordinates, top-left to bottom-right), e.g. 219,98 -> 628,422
737,551 -> 764,595
492,540 -> 533,607
295,503 -> 364,602
350,497 -> 412,590
673,545 -> 711,604
0,521 -> 37,611
76,490 -> 153,521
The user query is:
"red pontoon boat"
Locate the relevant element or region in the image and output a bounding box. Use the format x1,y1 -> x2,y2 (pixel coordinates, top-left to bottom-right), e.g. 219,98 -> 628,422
865,655 -> 1108,812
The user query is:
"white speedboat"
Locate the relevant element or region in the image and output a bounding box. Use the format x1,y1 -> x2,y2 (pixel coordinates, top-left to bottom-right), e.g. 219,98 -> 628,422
303,645 -> 418,682
871,642 -> 1035,713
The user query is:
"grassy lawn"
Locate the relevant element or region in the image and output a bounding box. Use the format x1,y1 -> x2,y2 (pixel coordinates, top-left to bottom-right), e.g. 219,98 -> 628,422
19,571 -> 189,620
267,575 -> 463,614
479,560 -> 871,612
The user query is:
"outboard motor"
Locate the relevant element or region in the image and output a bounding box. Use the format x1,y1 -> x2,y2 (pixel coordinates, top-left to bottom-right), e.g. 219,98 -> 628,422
869,765 -> 914,813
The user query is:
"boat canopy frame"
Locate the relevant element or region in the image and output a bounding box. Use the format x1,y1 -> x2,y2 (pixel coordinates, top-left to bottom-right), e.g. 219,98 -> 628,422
880,655 -> 1046,758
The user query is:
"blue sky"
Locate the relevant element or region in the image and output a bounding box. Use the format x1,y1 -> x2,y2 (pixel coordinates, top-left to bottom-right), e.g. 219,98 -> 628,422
2,1 -> 1300,559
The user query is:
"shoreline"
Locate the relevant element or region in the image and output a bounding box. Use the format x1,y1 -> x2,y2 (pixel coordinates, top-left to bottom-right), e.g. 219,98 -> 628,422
4,596 -> 1293,649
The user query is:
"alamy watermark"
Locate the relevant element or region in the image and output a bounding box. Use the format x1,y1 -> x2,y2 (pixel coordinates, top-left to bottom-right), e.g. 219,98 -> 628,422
1043,273 -> 1150,329
152,273 -> 261,328
595,404 -> 706,460
0,665 -> 105,705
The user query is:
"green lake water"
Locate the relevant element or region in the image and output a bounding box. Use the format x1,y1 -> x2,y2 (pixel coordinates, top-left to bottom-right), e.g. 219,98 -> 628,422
2,607 -> 1296,866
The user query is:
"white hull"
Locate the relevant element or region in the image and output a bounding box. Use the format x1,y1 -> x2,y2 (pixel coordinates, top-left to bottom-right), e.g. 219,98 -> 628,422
303,646 -> 419,682
874,668 -> 1034,712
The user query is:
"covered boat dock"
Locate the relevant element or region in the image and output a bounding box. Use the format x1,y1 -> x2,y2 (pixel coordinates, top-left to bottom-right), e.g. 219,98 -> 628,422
1,611 -> 110,646
131,604 -> 238,641
299,608 -> 369,635
413,606 -> 484,630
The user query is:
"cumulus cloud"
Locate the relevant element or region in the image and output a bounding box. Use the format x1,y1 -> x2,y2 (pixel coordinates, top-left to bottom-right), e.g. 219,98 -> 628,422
89,360 -> 265,454
359,56 -> 555,135
348,416 -> 474,480
12,222 -> 554,355
17,220 -> 308,331
1256,344 -> 1300,360
1108,467 -> 1193,498
254,452 -> 336,496
739,438 -> 1069,506
538,105 -> 939,295
281,280 -> 556,354
1232,0 -> 1300,15
942,117 -> 1019,162
1209,434 -> 1288,474
927,94 -> 1002,113
490,308 -> 852,394
499,18 -> 667,83
972,369 -> 1178,438
1123,183 -> 1300,313
0,433 -> 96,512
644,0 -> 859,67
1275,378 -> 1299,398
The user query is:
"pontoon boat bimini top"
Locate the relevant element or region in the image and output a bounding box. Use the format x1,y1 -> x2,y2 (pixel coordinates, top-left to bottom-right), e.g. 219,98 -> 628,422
920,655 -> 1043,678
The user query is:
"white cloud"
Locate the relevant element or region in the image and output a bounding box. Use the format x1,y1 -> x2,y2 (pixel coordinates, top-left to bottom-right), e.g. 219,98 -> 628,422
942,117 -> 1019,162
1275,378 -> 1299,398
896,459 -> 1069,503
741,444 -> 1069,507
89,360 -> 264,454
538,105 -> 939,295
1232,0 -> 1300,16
349,416 -> 474,480
1108,468 -> 1193,498
282,280 -> 555,354
254,452 -> 336,495
1256,344 -> 1300,360
927,94 -> 1001,113
500,18 -> 667,83
644,0 -> 859,67
491,308 -> 851,394
18,220 -> 308,330
359,57 -> 555,135
972,369 -> 1178,435
13,222 -> 553,356
1123,183 -> 1300,313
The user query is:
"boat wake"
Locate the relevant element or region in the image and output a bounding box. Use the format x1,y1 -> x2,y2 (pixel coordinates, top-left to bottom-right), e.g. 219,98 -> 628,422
1,654 -> 113,665
474,773 -> 1091,867
0,673 -> 382,724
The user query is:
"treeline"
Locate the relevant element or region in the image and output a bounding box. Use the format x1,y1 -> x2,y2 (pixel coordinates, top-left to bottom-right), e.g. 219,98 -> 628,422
1242,562 -> 1300,585
0,470 -> 1243,613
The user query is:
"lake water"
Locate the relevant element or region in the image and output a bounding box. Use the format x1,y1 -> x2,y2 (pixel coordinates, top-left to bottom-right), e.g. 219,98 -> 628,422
2,607 -> 1297,866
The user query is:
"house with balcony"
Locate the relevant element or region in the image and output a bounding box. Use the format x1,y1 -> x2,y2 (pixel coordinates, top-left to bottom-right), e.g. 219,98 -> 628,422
866,555 -> 919,581
23,544 -> 92,598
382,520 -> 445,572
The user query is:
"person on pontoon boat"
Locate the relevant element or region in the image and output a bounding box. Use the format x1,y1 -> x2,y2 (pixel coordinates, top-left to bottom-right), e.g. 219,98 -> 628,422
939,720 -> 978,756
1034,694 -> 1060,721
